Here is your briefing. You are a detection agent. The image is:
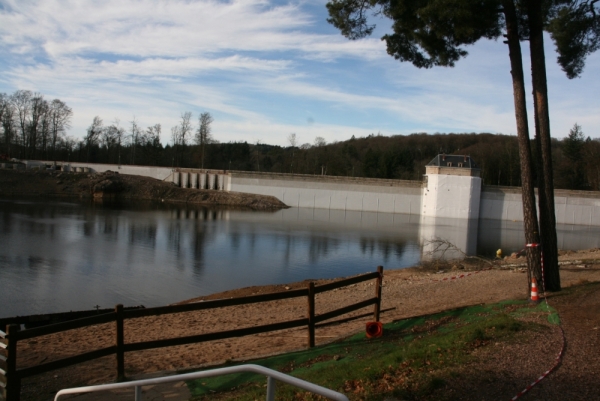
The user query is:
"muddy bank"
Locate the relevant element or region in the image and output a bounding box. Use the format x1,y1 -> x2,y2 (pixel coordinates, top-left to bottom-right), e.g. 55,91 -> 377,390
0,169 -> 288,210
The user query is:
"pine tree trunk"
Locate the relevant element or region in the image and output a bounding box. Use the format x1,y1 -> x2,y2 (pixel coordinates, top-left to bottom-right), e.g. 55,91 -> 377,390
527,0 -> 561,292
503,0 -> 542,292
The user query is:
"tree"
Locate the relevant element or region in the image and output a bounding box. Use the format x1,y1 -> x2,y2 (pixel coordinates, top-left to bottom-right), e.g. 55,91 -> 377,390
86,116 -> 103,162
287,133 -> 298,148
195,112 -> 213,169
326,0 -> 543,289
171,126 -> 181,167
288,133 -> 298,173
314,136 -> 326,147
130,117 -> 142,165
27,94 -> 46,158
178,112 -> 193,167
558,123 -> 587,189
547,0 -> 600,79
48,99 -> 72,161
528,0 -> 599,291
102,123 -> 121,163
503,0 -> 544,287
11,90 -> 32,154
144,124 -> 162,166
0,93 -> 16,157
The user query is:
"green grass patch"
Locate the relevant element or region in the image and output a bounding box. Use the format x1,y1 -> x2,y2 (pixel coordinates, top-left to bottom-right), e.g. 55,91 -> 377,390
187,300 -> 551,400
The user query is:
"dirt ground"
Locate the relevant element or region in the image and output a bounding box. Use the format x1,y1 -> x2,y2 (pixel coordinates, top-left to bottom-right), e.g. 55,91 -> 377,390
0,169 -> 287,210
14,249 -> 600,401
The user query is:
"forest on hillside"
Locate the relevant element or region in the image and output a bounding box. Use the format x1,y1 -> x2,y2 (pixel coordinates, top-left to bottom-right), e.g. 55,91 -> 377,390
1,90 -> 599,191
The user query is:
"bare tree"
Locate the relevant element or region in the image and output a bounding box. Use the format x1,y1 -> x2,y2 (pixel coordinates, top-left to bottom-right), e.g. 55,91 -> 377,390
48,99 -> 72,161
144,124 -> 162,165
288,133 -> 298,173
145,124 -> 162,146
195,112 -> 213,169
171,125 -> 181,167
314,136 -> 326,147
61,135 -> 77,161
130,117 -> 142,165
39,101 -> 51,158
102,123 -> 123,163
0,93 -> 16,157
86,116 -> 103,162
0,93 -> 6,129
423,237 -> 494,266
179,112 -> 193,167
287,133 -> 298,147
28,94 -> 46,158
11,90 -> 33,154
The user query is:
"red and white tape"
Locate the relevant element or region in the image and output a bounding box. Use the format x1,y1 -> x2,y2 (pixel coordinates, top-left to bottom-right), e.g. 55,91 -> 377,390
510,326 -> 565,400
510,242 -> 566,400
426,242 -> 566,399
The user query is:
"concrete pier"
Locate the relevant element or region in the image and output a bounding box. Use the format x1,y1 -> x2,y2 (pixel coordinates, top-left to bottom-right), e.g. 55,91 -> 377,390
208,174 -> 216,190
181,172 -> 189,189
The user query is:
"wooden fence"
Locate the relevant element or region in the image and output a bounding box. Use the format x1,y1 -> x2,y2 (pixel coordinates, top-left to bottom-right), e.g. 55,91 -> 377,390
0,266 -> 383,401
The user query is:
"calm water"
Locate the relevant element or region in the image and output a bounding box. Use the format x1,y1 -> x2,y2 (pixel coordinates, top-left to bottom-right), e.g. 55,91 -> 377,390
1,199 -> 599,318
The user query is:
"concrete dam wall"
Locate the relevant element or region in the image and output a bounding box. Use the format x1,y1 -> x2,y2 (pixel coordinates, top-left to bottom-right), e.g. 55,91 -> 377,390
23,161 -> 600,226
480,186 -> 600,226
229,172 -> 423,215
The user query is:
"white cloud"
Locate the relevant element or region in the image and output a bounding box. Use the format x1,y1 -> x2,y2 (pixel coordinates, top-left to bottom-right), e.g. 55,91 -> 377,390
0,0 -> 380,59
1,0 -> 599,147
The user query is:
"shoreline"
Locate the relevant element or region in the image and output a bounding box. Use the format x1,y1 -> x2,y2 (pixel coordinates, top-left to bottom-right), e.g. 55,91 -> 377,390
15,261 -> 600,401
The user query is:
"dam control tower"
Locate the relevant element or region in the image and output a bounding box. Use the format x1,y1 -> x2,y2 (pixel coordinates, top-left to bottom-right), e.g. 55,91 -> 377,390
421,154 -> 482,220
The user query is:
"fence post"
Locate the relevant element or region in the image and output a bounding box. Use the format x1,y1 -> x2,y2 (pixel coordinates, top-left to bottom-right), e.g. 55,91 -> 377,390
3,324 -> 21,401
115,304 -> 125,381
307,282 -> 315,348
373,266 -> 384,322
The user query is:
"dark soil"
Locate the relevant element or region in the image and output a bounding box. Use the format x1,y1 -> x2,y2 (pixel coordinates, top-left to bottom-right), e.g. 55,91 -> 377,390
0,169 -> 288,210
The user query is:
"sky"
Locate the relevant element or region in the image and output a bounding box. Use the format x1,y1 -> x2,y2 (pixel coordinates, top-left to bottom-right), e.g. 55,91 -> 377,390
1,0 -> 599,147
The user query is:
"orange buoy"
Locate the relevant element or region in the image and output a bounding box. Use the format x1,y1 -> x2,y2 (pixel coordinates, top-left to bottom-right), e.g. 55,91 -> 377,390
530,277 -> 540,303
366,322 -> 383,338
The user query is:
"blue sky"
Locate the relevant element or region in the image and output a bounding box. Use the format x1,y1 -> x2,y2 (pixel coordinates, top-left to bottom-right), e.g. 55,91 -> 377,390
1,0 -> 599,146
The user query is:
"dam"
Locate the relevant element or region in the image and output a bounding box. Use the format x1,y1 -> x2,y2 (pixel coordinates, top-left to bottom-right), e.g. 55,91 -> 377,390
19,156 -> 600,227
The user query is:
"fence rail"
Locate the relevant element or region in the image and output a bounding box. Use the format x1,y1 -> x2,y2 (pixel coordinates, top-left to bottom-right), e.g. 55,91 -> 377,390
54,364 -> 350,401
1,266 -> 383,401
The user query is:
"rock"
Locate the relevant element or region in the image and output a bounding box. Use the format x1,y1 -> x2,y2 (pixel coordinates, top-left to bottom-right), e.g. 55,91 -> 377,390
511,252 -> 518,259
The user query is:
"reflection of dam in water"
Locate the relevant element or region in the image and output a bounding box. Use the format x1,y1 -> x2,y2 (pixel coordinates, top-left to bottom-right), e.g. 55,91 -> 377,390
2,198 -> 600,318
25,155 -> 600,264
219,207 -> 600,260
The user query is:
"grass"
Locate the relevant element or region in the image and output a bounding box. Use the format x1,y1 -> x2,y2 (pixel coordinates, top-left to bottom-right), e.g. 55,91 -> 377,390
186,300 -> 557,401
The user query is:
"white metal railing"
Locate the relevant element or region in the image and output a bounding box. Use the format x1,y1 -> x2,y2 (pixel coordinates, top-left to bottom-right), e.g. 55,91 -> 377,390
54,364 -> 349,401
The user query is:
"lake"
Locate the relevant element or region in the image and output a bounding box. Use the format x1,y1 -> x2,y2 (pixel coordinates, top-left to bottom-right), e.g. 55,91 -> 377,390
1,198 -> 599,318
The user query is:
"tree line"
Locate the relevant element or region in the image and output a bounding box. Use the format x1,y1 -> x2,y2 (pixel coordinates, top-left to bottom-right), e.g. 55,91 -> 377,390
2,94 -> 597,192
0,90 -> 73,161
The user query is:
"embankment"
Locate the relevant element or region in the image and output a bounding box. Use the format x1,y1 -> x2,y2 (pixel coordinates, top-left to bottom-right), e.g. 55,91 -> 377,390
0,169 -> 288,210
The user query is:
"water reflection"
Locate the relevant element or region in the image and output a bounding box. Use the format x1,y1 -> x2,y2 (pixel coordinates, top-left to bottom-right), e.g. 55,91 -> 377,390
1,198 -> 599,318
0,200 -> 422,317
419,216 -> 478,261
